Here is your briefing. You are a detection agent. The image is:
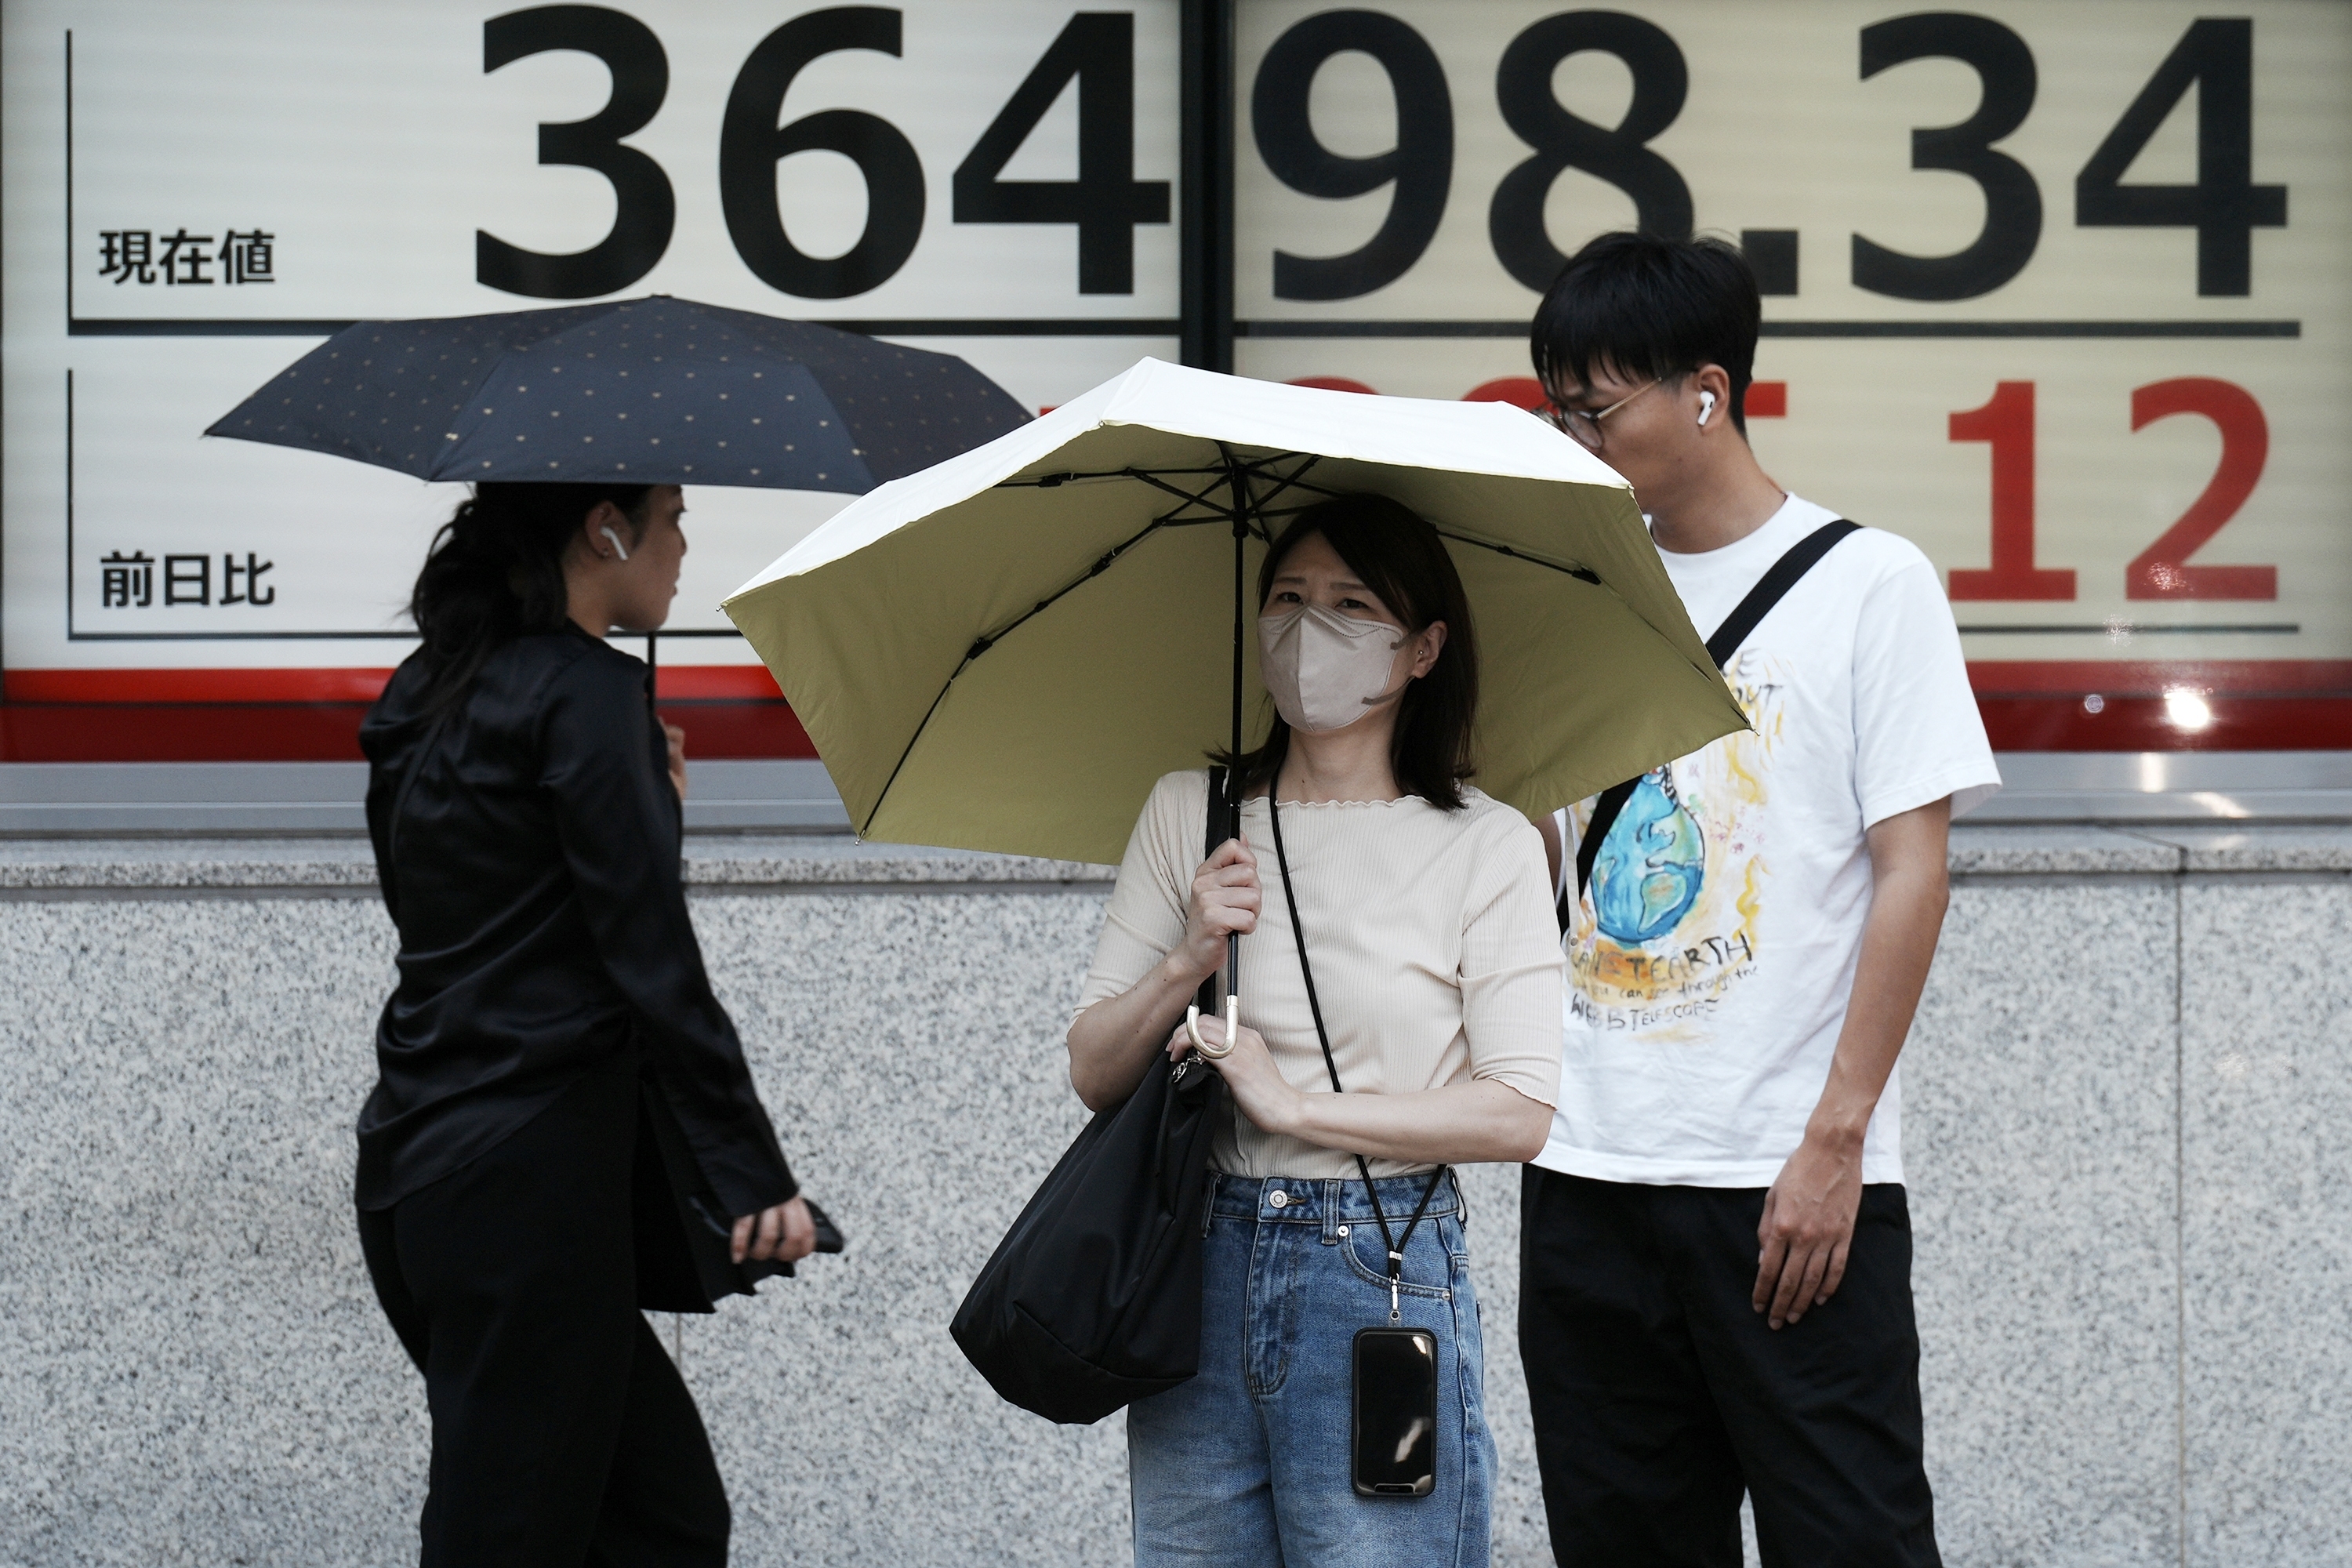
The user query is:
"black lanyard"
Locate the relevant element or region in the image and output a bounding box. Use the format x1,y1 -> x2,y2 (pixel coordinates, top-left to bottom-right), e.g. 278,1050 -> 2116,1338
1264,784 -> 1448,1323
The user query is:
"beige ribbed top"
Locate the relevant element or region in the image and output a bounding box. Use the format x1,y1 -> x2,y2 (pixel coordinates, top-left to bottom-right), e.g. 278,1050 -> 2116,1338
1075,769 -> 1565,1179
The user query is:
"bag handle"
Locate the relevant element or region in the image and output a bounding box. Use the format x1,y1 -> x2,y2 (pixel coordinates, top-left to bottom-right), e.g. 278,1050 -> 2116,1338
1264,776 -> 1446,1324
1564,519 -> 1860,918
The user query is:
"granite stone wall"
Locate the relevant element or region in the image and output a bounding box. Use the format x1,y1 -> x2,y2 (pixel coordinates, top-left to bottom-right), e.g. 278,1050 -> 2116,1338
1,827 -> 2345,1567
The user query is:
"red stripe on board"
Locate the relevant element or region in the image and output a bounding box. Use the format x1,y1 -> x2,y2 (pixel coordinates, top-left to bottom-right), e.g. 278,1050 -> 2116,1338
1968,659 -> 2352,696
1,704 -> 381,762
6,667 -> 400,704
1967,662 -> 2352,748
9,691 -> 2332,760
0,695 -> 815,762
655,666 -> 783,699
1977,695 -> 2352,751
651,699 -> 814,758
6,663 -> 2348,760
5,662 -> 784,706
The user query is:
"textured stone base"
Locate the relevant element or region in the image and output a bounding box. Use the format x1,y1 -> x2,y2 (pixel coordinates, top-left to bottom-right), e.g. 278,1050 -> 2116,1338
2,827 -> 2347,1566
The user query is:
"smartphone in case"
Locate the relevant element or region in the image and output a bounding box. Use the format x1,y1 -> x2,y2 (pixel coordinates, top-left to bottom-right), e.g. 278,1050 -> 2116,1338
1351,1326 -> 1439,1497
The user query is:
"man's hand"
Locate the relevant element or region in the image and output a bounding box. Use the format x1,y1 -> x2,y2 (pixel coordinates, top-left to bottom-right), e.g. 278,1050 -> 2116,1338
1755,797 -> 1951,1330
1754,1131 -> 1863,1329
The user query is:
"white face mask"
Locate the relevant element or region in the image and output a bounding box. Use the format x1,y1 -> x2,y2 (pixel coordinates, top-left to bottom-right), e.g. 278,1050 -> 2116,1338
1258,601 -> 1406,735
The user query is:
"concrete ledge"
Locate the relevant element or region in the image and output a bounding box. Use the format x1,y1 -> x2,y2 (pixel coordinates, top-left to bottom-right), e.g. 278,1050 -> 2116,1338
0,836 -> 381,891
677,837 -> 1113,889
0,835 -> 1113,895
10,825 -> 2352,895
0,760 -> 853,836
5,827 -> 2348,1563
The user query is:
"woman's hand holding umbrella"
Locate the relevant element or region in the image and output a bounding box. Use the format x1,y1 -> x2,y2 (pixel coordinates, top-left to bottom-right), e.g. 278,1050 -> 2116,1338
1182,840 -> 1261,979
1065,838 -> 1260,1112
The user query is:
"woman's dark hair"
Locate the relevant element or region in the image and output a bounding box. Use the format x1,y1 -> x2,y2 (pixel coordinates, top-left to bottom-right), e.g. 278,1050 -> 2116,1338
1530,231 -> 1761,433
1218,493 -> 1479,811
407,481 -> 651,711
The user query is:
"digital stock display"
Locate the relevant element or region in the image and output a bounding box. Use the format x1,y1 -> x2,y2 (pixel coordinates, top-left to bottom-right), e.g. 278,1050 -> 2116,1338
3,1 -> 2344,759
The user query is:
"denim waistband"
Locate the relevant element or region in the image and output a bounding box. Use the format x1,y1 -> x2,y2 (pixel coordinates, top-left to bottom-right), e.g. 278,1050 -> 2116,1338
1206,1169 -> 1460,1231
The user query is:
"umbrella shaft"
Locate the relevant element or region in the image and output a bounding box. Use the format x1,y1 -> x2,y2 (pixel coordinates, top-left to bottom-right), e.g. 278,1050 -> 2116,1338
1231,518 -> 1244,763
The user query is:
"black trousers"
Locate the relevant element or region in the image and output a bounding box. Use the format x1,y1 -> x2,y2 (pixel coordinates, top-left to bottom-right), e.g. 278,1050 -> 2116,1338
358,1056 -> 729,1568
1518,1167 -> 1939,1568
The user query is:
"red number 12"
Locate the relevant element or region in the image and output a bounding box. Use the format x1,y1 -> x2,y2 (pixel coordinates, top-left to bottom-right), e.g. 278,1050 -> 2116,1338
1944,378 -> 2273,602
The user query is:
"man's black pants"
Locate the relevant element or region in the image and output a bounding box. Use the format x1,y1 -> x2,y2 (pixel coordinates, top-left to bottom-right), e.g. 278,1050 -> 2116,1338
358,1057 -> 728,1568
1518,1167 -> 1940,1568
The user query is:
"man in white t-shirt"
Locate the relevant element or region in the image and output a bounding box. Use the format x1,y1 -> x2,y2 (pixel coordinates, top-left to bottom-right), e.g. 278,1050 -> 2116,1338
1517,233 -> 1998,1567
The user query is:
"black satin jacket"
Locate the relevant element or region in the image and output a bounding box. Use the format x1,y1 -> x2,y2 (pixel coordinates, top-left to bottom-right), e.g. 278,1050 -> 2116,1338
354,626 -> 795,1217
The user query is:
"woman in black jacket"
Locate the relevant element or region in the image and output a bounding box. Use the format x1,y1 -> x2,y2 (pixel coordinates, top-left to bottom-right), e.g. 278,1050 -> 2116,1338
357,481 -> 809,1566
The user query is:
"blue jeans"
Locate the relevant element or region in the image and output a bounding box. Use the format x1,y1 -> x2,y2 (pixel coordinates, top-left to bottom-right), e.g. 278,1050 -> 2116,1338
1129,1171 -> 1494,1567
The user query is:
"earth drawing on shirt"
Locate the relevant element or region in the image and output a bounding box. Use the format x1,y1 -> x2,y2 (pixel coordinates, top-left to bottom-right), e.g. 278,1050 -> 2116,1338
1570,648 -> 1784,1037
1592,770 -> 1704,942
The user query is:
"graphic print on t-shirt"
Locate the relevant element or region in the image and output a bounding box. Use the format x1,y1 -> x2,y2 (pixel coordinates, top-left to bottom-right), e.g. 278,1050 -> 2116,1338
1571,647 -> 1785,1038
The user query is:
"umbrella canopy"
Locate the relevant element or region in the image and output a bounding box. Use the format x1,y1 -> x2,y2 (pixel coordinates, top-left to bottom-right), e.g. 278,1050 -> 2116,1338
724,358 -> 1748,867
204,295 -> 1029,492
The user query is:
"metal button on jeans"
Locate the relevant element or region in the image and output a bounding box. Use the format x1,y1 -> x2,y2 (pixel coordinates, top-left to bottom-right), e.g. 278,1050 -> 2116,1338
1268,1191 -> 1288,1208
1336,1225 -> 1349,1237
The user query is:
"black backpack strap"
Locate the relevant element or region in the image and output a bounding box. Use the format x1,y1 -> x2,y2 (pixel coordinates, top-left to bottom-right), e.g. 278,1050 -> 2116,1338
1700,519 -> 1860,667
1565,777 -> 1639,927
1560,519 -> 1860,925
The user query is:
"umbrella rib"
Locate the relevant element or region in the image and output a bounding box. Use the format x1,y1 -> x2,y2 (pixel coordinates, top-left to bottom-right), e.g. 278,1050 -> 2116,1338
857,512 -> 1176,838
1433,528 -> 1602,585
1122,467 -> 1241,520
993,466 -> 1227,489
1236,452 -> 1338,513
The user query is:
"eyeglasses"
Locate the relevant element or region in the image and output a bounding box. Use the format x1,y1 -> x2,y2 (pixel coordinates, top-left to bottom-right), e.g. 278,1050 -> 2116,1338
1537,378 -> 1662,452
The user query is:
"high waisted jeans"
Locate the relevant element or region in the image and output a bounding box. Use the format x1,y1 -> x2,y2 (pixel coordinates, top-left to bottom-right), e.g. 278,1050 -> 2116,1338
1128,1171 -> 1493,1568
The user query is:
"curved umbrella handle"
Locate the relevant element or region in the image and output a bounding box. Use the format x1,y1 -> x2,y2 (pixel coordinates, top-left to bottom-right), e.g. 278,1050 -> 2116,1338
1186,995 -> 1239,1060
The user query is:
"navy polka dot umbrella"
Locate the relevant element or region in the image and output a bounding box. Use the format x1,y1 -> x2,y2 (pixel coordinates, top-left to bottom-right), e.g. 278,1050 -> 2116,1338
204,295 -> 1029,491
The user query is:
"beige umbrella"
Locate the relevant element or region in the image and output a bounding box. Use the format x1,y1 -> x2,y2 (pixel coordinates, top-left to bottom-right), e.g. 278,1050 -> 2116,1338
724,357 -> 1744,869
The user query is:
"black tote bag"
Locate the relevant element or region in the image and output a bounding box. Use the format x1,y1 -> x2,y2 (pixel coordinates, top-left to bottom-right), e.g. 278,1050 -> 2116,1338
949,769 -> 1232,1425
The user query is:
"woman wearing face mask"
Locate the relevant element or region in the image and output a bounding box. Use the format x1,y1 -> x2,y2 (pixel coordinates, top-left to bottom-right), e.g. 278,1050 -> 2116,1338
357,482 -> 811,1565
1066,492 -> 1565,1566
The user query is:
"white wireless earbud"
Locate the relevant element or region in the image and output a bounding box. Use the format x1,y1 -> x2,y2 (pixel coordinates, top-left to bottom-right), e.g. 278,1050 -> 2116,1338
599,524 -> 630,562
1697,391 -> 1716,426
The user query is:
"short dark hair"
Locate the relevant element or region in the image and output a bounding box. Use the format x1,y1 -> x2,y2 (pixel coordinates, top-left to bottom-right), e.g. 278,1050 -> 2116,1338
1530,232 -> 1762,434
1217,493 -> 1479,811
